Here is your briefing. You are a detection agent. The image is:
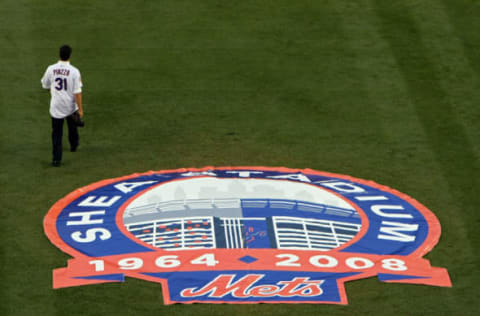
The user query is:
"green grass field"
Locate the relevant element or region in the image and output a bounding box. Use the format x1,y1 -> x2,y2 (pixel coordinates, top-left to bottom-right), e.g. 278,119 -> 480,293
1,0 -> 479,315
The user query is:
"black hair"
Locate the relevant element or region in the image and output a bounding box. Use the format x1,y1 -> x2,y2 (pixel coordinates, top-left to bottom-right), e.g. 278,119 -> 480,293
59,45 -> 72,61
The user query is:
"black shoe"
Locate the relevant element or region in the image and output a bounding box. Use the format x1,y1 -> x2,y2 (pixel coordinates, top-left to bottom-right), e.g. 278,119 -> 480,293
52,160 -> 61,167
71,146 -> 77,152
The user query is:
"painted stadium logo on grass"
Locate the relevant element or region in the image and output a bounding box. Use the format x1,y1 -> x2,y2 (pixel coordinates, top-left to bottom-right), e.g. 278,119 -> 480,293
44,167 -> 451,304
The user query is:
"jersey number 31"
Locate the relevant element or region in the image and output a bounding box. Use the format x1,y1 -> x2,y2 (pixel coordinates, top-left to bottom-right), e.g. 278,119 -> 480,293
55,78 -> 67,91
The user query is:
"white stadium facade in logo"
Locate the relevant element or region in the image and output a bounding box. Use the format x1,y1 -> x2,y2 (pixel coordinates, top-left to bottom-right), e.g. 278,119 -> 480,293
44,167 -> 451,304
123,177 -> 362,252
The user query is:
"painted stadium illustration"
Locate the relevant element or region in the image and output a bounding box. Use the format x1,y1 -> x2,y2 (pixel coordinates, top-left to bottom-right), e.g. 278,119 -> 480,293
123,177 -> 362,251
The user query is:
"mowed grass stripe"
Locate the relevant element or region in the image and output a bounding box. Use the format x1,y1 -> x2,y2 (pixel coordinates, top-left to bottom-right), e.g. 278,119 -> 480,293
334,1 -> 437,179
372,0 -> 480,306
410,0 -> 480,157
441,0 -> 480,79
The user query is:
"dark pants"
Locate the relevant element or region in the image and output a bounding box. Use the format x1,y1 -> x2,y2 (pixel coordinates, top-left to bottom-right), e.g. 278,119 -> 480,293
51,115 -> 79,162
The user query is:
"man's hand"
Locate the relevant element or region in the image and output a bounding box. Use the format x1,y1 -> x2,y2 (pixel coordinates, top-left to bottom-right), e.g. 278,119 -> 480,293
74,92 -> 83,117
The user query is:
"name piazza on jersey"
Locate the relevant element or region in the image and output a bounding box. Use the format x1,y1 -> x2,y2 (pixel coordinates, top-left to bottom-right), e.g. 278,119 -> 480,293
65,170 -> 418,244
53,68 -> 70,76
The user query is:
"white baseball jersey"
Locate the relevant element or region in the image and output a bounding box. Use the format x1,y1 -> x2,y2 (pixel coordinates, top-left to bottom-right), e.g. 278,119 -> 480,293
41,61 -> 83,119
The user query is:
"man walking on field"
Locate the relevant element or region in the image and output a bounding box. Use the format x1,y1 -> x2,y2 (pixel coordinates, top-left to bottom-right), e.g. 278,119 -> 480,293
41,45 -> 83,167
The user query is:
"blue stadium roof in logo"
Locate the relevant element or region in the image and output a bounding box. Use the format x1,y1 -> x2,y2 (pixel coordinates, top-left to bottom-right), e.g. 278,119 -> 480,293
44,166 -> 451,304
